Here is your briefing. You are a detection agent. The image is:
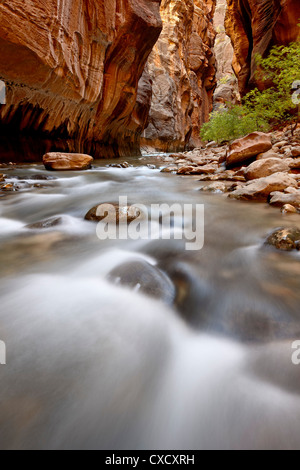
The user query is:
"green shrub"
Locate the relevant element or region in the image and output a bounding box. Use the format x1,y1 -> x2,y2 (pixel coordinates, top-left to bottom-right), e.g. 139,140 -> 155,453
201,39 -> 300,143
200,105 -> 268,144
243,41 -> 300,129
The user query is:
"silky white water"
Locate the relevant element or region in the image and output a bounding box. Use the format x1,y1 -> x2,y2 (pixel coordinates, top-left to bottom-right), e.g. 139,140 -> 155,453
0,160 -> 300,449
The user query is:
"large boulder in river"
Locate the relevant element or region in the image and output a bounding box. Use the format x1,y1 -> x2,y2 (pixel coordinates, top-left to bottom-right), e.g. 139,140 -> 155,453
43,153 -> 93,171
229,172 -> 298,202
107,260 -> 176,305
244,158 -> 290,180
226,132 -> 272,168
265,227 -> 300,251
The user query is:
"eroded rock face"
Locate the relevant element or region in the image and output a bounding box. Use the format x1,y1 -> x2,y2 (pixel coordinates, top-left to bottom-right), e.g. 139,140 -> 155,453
225,0 -> 300,95
142,0 -> 217,152
213,0 -> 240,109
0,0 -> 162,159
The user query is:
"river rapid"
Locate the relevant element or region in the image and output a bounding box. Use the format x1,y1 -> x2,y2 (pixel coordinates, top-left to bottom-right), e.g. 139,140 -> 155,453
0,156 -> 300,450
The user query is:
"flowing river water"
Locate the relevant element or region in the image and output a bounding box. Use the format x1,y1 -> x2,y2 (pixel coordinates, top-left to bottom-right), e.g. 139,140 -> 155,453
0,155 -> 300,450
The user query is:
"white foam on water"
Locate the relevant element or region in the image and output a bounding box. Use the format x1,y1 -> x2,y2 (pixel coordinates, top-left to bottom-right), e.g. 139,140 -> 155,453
0,217 -> 24,235
71,249 -> 157,278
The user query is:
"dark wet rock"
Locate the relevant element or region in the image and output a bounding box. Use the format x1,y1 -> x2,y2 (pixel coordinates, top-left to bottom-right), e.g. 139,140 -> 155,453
0,162 -> 17,168
85,203 -> 145,224
28,174 -> 57,181
107,260 -> 176,304
15,182 -> 31,190
33,184 -> 50,189
265,227 -> 300,251
26,217 -> 64,230
107,162 -> 132,169
0,183 -> 16,191
147,164 -> 156,170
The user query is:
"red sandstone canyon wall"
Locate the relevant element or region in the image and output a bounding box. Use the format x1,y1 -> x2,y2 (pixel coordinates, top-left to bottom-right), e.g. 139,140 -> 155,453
225,0 -> 300,96
141,0 -> 217,152
0,0 -> 162,158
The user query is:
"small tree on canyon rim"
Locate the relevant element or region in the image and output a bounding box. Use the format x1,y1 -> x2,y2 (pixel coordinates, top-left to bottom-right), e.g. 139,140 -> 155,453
201,39 -> 300,143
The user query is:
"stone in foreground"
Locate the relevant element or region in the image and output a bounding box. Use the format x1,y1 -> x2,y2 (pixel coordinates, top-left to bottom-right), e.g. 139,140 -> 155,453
265,227 -> 300,251
43,153 -> 93,171
227,132 -> 272,168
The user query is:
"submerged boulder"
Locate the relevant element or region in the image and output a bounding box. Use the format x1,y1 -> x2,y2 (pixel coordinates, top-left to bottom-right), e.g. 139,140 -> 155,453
227,132 -> 272,168
85,203 -> 145,224
43,153 -> 93,171
26,216 -> 64,230
107,260 -> 176,304
265,227 -> 300,251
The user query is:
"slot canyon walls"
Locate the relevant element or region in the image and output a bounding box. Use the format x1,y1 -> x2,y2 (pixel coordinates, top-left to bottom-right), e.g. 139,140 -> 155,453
142,0 -> 217,152
0,0 -> 162,159
213,0 -> 240,109
4,0 -> 296,159
225,0 -> 300,96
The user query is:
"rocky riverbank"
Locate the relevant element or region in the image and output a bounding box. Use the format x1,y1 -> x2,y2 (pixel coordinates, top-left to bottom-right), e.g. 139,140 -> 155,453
160,127 -> 300,215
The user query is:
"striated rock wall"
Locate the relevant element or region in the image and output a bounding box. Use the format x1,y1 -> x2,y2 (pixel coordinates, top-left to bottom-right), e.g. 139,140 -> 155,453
0,0 -> 162,159
213,0 -> 239,109
225,0 -> 300,96
141,0 -> 217,153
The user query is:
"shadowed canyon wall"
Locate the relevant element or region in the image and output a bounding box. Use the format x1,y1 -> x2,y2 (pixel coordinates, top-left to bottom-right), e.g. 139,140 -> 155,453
0,0 -> 162,159
141,0 -> 217,152
225,0 -> 300,96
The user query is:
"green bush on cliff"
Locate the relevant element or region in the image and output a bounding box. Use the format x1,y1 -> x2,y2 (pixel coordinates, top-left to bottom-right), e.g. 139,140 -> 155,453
201,40 -> 300,143
200,104 -> 267,144
244,41 -> 300,130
